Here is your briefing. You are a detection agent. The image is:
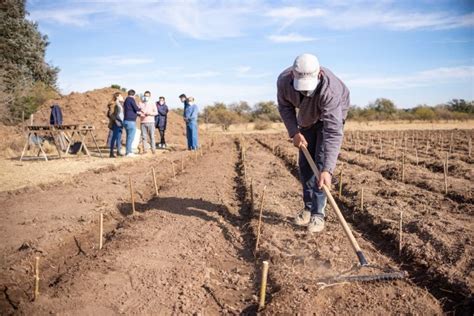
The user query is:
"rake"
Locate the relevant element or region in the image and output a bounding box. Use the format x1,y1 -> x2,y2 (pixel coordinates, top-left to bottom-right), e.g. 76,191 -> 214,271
300,145 -> 407,283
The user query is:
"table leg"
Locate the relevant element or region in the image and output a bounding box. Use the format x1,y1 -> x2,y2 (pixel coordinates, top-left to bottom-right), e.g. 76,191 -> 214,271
20,132 -> 30,161
79,132 -> 91,157
35,132 -> 48,161
90,130 -> 103,157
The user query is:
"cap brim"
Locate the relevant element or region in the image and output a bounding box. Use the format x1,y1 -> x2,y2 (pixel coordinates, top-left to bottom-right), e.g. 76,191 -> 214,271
293,77 -> 318,91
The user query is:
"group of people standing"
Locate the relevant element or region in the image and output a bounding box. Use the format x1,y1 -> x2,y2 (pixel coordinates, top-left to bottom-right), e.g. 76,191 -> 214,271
107,90 -> 198,157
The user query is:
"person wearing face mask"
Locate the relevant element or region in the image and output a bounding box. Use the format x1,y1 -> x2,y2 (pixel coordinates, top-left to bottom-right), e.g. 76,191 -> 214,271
277,53 -> 350,233
109,92 -> 124,157
138,90 -> 158,154
155,96 -> 169,148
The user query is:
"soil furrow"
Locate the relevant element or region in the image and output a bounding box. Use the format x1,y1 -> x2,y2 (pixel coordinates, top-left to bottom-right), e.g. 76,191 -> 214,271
243,136 -> 442,315
256,136 -> 473,314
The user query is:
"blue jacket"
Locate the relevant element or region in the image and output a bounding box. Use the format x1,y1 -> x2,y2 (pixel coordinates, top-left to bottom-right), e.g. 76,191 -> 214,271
50,104 -> 63,125
184,103 -> 198,122
155,102 -> 169,130
123,96 -> 141,121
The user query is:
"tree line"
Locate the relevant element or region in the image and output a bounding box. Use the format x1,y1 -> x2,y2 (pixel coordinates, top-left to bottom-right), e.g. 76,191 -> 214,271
185,97 -> 473,130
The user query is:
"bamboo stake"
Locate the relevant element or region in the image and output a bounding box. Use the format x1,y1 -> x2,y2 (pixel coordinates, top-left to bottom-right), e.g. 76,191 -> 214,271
426,139 -> 429,155
415,147 -> 419,166
401,149 -> 405,182
30,114 -> 34,126
360,187 -> 364,211
399,211 -> 403,256
152,167 -> 158,196
259,261 -> 269,309
338,168 -> 343,199
99,212 -> 104,250
255,186 -> 267,254
469,137 -> 472,158
445,152 -> 449,173
250,178 -> 254,213
171,161 -> 176,179
443,161 -> 448,195
129,175 -> 136,214
34,256 -> 40,300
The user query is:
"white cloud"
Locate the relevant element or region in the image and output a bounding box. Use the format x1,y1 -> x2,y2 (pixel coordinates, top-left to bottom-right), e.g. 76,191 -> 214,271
268,33 -> 317,43
266,6 -> 327,19
29,1 -> 259,40
344,66 -> 474,89
182,71 -> 220,79
29,7 -> 102,27
265,3 -> 474,31
82,56 -> 155,66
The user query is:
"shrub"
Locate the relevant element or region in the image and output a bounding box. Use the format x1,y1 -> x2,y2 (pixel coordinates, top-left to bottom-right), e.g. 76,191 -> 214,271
254,120 -> 271,130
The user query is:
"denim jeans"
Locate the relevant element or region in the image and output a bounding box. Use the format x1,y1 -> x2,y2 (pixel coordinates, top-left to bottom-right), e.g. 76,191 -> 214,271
298,120 -> 327,218
186,120 -> 199,150
110,124 -> 122,155
123,120 -> 136,155
141,122 -> 156,151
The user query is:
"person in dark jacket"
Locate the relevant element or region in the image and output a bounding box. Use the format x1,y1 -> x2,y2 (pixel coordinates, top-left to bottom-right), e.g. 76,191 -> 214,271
155,96 -> 169,148
50,103 -> 66,150
123,89 -> 142,157
50,104 -> 63,125
277,53 -> 350,233
108,92 -> 124,157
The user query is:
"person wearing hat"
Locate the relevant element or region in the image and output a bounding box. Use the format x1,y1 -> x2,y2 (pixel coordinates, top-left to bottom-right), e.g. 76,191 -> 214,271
277,53 -> 350,233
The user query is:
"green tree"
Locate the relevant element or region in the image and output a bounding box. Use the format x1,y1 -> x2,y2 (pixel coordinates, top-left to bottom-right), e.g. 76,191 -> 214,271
252,101 -> 281,122
0,0 -> 59,124
446,99 -> 474,114
413,105 -> 436,120
201,102 -> 241,130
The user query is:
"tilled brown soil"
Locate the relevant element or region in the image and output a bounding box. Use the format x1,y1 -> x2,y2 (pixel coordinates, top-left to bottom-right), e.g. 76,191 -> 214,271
241,137 -> 441,315
1,131 -> 466,314
256,133 -> 473,314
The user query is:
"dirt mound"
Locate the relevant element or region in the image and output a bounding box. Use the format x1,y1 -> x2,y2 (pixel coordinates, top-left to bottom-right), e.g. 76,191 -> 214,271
0,87 -> 190,157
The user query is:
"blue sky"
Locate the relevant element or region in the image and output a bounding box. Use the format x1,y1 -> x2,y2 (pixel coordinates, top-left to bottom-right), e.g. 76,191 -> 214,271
28,0 -> 473,109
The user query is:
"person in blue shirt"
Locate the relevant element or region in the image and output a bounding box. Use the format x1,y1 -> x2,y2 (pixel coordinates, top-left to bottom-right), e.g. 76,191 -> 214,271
123,89 -> 143,157
181,95 -> 199,150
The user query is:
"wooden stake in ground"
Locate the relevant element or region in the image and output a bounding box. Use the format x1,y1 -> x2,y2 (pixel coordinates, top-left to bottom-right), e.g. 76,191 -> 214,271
338,167 -> 343,199
129,175 -> 136,214
250,178 -> 254,213
152,167 -> 158,196
415,147 -> 419,166
171,161 -> 176,179
399,211 -> 403,256
360,187 -> 364,211
30,114 -> 34,126
255,186 -> 267,254
99,212 -> 104,250
443,161 -> 448,195
469,137 -> 472,158
401,149 -> 405,182
34,256 -> 40,300
259,261 -> 269,310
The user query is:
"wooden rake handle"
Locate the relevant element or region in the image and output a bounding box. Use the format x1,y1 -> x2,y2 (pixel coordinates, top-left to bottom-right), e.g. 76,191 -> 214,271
300,145 -> 368,266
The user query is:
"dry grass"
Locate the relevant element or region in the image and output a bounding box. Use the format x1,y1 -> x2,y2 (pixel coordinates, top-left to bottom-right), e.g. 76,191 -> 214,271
0,152 -> 165,192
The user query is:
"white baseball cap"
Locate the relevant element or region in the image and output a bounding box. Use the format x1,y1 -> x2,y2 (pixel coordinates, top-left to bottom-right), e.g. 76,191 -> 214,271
292,53 -> 320,91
